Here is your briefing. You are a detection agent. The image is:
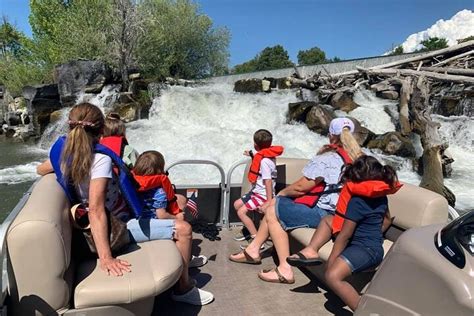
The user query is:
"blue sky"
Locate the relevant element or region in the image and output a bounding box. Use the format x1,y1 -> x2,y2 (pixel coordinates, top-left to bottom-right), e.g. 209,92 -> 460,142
1,0 -> 473,66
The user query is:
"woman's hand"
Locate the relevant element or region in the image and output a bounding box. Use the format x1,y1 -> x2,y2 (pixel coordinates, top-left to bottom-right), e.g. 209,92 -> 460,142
100,257 -> 132,276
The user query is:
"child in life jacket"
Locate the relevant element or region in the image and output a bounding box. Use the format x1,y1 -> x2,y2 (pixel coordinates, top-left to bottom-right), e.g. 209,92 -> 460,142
290,155 -> 401,311
100,113 -> 139,169
234,129 -> 284,241
132,150 -> 187,221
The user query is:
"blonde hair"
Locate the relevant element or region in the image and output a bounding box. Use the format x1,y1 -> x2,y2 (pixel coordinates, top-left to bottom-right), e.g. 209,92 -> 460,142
61,103 -> 104,186
103,113 -> 126,137
318,127 -> 363,161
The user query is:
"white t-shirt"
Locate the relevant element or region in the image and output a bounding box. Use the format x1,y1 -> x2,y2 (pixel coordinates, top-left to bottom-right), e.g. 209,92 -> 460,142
252,157 -> 277,198
302,151 -> 345,211
76,153 -> 129,220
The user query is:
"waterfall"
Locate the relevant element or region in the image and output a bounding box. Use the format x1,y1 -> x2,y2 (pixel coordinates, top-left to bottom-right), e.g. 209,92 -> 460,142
1,83 -> 472,212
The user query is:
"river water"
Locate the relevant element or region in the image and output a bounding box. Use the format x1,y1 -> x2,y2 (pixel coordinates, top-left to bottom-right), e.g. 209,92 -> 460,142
0,83 -> 472,222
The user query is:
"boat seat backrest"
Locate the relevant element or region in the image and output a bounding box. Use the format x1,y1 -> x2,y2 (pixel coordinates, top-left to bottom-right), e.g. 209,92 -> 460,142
6,174 -> 73,315
241,158 -> 448,233
386,182 -> 448,230
240,157 -> 309,196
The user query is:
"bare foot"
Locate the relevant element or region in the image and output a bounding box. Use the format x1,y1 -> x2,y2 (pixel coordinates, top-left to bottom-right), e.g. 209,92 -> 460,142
258,266 -> 294,284
288,247 -> 319,260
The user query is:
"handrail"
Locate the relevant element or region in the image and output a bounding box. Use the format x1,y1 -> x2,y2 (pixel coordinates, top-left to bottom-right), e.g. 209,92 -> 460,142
448,205 -> 460,220
166,160 -> 227,226
223,159 -> 249,229
0,180 -> 38,309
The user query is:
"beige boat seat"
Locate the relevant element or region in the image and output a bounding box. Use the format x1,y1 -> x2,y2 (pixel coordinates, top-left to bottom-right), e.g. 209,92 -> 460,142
6,174 -> 183,315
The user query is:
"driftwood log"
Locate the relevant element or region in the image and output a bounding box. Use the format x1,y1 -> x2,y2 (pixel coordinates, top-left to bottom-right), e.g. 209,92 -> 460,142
410,76 -> 456,206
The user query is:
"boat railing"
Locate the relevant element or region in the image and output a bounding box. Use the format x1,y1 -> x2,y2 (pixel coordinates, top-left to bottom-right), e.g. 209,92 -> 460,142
224,159 -> 249,229
0,181 -> 37,314
166,159 -> 227,226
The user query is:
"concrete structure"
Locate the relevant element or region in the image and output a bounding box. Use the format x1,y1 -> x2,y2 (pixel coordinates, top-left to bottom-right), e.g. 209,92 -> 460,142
208,52 -> 424,84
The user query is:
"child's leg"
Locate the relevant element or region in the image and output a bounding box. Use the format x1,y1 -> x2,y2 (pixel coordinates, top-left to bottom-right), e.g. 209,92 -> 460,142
236,204 -> 258,236
176,194 -> 187,211
292,215 -> 334,259
325,257 -> 360,311
173,220 -> 193,292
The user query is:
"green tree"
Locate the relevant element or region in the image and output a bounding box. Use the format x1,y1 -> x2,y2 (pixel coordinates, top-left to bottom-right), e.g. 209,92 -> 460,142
457,36 -> 474,44
389,45 -> 404,55
29,0 -> 114,67
0,18 -> 48,95
419,37 -> 448,52
297,46 -> 326,65
137,0 -> 230,79
233,45 -> 293,74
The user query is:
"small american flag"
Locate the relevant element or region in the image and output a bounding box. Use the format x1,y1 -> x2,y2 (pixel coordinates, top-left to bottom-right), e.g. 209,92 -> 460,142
186,189 -> 199,218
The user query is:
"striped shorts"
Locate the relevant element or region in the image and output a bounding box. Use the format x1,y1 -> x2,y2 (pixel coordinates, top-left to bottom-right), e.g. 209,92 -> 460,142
241,191 -> 267,211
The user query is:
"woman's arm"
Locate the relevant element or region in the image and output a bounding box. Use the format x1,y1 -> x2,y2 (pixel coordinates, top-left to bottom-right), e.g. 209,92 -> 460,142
277,176 -> 322,198
88,177 -> 131,276
37,159 -> 53,175
327,219 -> 357,267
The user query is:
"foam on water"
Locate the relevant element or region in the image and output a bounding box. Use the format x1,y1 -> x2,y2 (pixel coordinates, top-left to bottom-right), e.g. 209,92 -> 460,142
127,83 -> 326,184
0,162 -> 41,185
350,89 -> 397,134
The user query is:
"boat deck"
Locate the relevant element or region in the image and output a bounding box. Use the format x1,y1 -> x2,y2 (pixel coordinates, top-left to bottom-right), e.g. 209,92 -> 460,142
153,228 -> 352,315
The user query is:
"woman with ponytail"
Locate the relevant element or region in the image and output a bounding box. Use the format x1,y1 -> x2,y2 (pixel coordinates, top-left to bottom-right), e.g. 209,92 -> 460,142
230,118 -> 363,284
37,103 -> 214,305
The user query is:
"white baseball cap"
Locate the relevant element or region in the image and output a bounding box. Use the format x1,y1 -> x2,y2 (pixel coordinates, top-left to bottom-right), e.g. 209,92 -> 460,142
329,117 -> 355,135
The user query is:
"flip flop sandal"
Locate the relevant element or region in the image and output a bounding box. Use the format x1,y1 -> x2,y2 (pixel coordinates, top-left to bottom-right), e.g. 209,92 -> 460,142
229,250 -> 262,265
258,267 -> 295,284
286,252 -> 324,267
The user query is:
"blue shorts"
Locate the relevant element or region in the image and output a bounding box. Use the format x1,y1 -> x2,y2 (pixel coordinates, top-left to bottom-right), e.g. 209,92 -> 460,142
340,244 -> 383,273
275,196 -> 332,231
127,218 -> 175,243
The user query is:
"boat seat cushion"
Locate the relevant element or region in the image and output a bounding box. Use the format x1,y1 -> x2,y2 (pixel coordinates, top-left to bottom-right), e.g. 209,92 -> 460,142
74,240 -> 183,309
290,228 -> 393,261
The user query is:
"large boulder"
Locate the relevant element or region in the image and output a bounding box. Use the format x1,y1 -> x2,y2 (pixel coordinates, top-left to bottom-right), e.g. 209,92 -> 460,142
367,132 -> 416,158
287,101 -> 316,123
234,79 -> 271,93
330,90 -> 358,112
55,60 -> 116,106
378,90 -> 399,100
349,117 -> 376,147
23,84 -> 62,134
305,105 -> 336,135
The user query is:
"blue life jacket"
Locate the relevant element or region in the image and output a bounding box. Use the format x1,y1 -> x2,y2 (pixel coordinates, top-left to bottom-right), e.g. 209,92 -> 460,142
49,136 -> 144,218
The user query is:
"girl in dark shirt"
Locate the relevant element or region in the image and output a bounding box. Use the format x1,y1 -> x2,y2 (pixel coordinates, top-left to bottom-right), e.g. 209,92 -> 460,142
325,155 -> 400,311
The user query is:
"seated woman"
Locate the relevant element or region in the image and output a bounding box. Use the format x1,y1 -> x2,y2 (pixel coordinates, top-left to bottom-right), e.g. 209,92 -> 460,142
229,118 -> 362,284
323,155 -> 401,311
37,103 -> 213,306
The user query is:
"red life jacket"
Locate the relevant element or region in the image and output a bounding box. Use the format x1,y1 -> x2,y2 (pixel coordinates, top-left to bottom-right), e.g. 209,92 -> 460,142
294,145 -> 352,208
248,146 -> 284,184
132,172 -> 181,216
332,180 -> 403,234
100,136 -> 128,157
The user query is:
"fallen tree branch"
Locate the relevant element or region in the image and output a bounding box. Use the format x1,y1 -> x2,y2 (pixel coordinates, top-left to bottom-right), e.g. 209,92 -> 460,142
431,50 -> 474,67
419,66 -> 474,76
357,66 -> 474,84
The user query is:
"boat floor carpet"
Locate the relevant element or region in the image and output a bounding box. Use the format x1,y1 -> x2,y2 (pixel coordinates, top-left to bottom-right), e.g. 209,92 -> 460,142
153,228 -> 352,315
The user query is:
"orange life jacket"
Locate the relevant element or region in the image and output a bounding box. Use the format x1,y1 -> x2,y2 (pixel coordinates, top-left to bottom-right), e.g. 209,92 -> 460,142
294,145 -> 352,208
332,180 -> 403,234
132,172 -> 181,216
100,136 -> 127,158
248,146 -> 284,184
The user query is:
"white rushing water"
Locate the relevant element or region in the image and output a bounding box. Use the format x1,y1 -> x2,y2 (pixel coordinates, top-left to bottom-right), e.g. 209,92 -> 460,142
1,83 -> 473,212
